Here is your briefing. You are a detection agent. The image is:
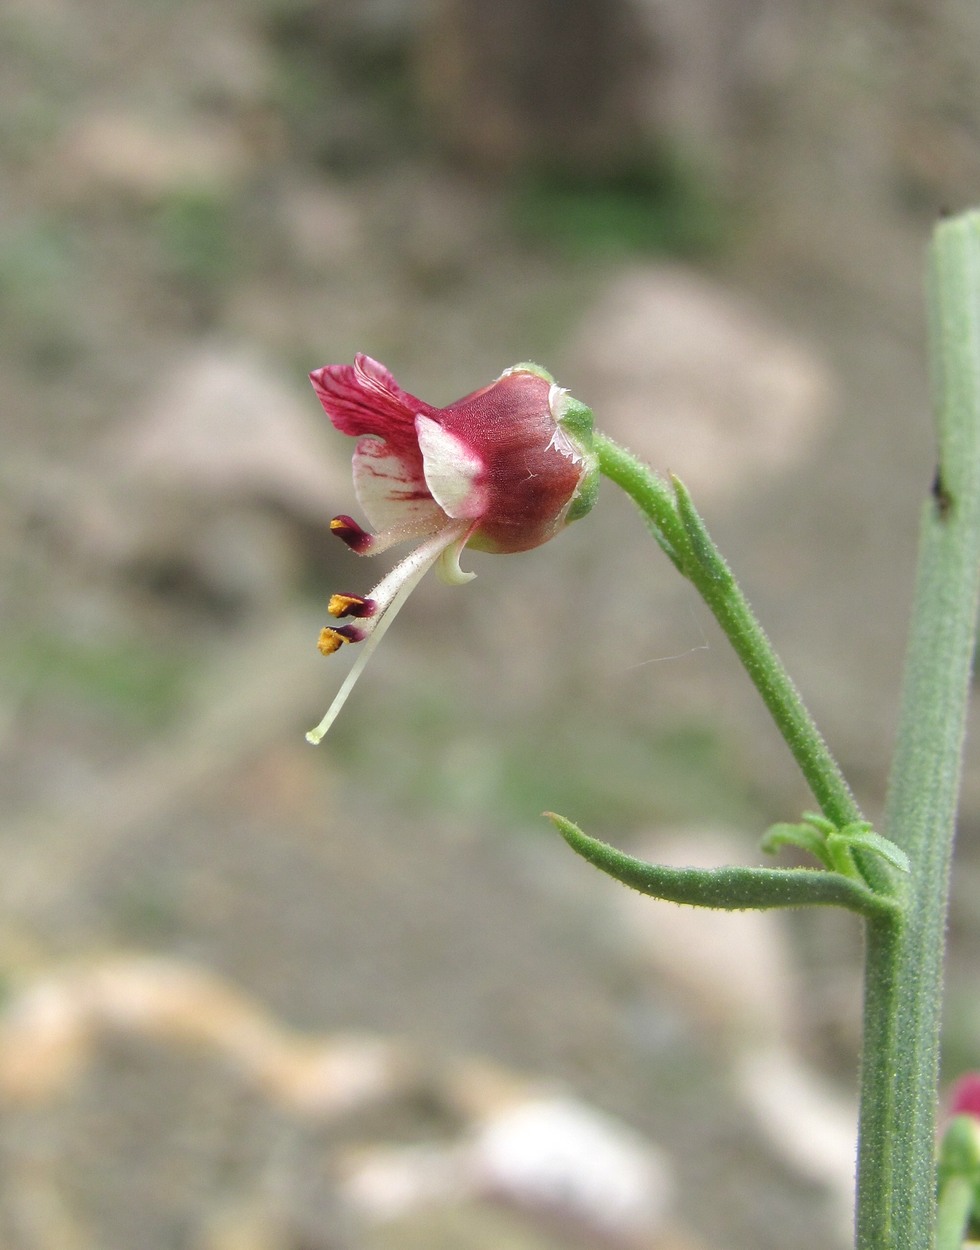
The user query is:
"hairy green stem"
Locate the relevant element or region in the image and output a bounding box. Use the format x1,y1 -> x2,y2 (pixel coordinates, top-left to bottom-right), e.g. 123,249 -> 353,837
855,212 -> 980,1250
595,432 -> 864,832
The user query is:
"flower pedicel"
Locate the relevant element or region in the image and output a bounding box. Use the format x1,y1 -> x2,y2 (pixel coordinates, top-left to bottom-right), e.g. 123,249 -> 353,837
306,354 -> 598,743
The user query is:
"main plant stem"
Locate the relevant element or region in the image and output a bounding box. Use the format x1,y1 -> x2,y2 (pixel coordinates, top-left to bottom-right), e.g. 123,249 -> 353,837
595,210 -> 980,1249
855,212 -> 980,1250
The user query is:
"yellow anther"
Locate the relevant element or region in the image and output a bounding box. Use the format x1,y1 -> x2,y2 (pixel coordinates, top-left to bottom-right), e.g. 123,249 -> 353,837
317,627 -> 350,656
329,593 -> 365,618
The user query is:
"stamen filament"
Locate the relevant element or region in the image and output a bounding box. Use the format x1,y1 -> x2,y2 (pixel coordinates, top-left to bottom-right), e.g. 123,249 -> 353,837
306,522 -> 469,744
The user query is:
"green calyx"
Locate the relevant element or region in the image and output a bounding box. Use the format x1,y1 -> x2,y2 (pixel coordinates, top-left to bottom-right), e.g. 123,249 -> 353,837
567,458 -> 600,522
554,391 -> 599,523
501,361 -> 555,383
555,392 -> 593,441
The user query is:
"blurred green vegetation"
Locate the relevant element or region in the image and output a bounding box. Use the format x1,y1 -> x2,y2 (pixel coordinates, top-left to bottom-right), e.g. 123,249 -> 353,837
264,2 -> 728,264
111,879 -> 183,942
341,674 -> 762,835
0,10 -> 77,161
153,188 -> 238,293
940,975 -> 980,1083
0,219 -> 73,298
500,719 -> 762,831
512,149 -> 730,260
0,217 -> 82,364
265,0 -> 419,170
4,630 -> 189,729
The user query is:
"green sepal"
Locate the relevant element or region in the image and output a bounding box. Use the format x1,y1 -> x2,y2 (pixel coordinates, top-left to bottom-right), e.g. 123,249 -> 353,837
502,361 -> 555,383
762,813 -> 910,883
555,395 -> 598,523
556,395 -> 595,442
830,827 -> 911,876
761,820 -> 835,869
567,460 -> 600,522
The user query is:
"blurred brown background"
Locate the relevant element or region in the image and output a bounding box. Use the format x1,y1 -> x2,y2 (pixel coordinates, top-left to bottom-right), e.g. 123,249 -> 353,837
2,1 -> 979,1247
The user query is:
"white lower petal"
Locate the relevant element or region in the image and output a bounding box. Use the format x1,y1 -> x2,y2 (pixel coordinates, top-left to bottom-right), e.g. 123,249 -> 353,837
415,415 -> 487,520
352,435 -> 445,532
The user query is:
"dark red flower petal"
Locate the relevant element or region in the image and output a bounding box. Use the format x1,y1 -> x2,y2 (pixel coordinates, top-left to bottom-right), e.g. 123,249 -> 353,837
439,370 -> 585,553
310,354 -> 438,457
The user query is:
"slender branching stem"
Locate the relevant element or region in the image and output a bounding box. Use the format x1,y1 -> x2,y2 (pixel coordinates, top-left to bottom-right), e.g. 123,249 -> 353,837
595,432 -> 864,832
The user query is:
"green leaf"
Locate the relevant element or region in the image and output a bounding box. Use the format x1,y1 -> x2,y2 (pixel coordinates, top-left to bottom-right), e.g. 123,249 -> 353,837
670,474 -> 732,585
547,811 -> 896,917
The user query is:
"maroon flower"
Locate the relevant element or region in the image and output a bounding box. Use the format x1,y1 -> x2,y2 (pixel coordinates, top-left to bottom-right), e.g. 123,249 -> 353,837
949,1072 -> 980,1122
306,355 -> 598,742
